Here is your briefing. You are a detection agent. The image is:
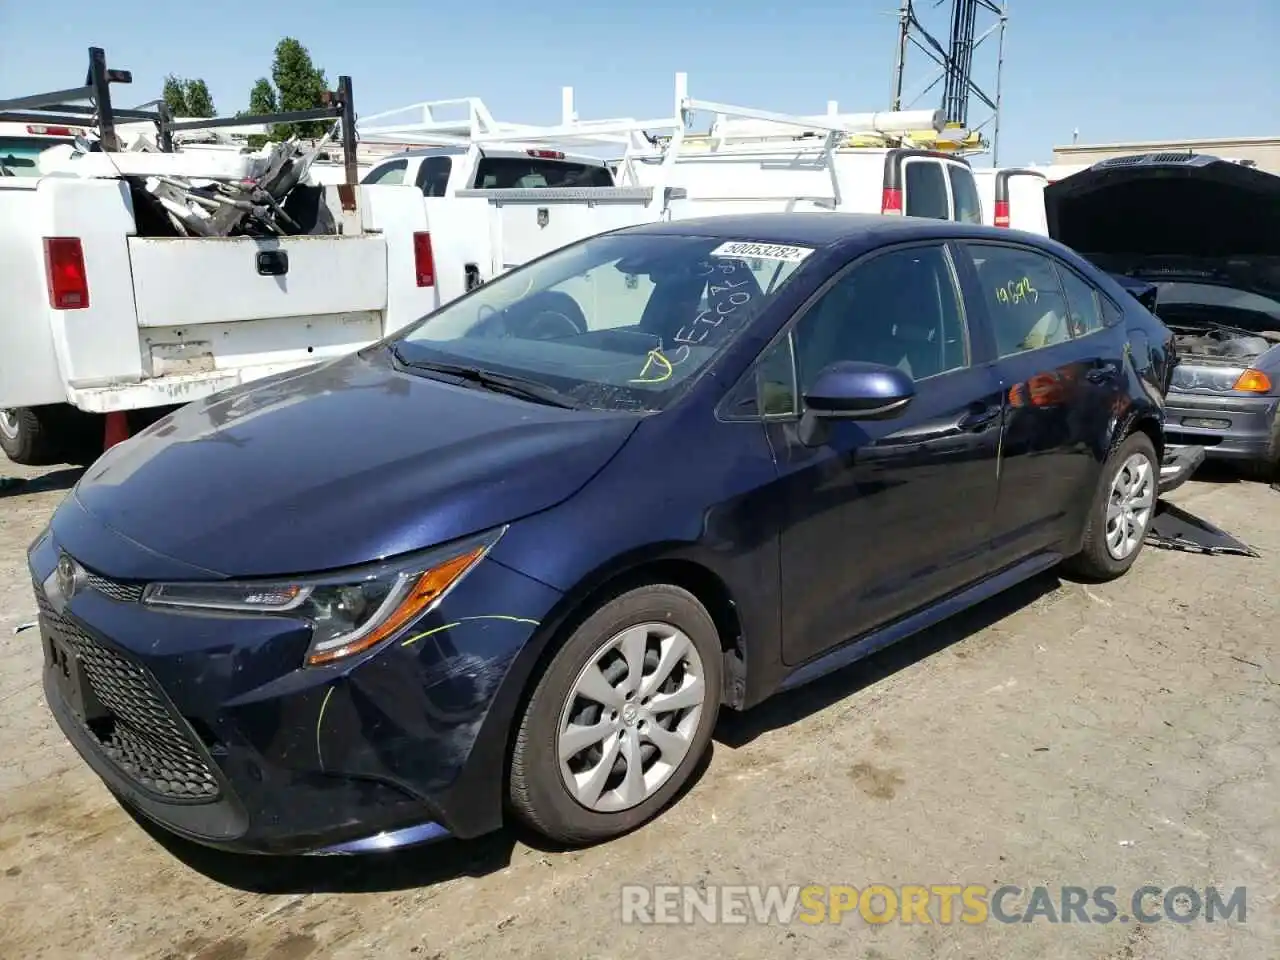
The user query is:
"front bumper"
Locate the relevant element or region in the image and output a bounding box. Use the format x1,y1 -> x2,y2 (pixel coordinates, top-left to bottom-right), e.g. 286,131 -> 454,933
29,530 -> 561,855
1163,390 -> 1278,462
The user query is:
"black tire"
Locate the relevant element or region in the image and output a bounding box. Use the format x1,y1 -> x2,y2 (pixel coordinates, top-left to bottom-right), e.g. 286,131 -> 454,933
0,405 -> 102,467
1062,431 -> 1159,582
0,407 -> 53,465
509,584 -> 722,845
1239,416 -> 1280,484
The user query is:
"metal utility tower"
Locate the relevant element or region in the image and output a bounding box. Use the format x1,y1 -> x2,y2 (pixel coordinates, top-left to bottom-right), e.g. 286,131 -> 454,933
891,0 -> 1008,162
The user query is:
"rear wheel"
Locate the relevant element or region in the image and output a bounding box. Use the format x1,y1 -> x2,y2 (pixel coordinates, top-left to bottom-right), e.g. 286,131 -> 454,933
1062,431 -> 1158,581
0,405 -> 102,466
509,584 -> 722,845
0,407 -> 53,465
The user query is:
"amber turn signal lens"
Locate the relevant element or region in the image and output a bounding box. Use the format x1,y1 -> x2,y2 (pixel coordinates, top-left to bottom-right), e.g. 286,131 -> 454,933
1232,369 -> 1272,393
304,546 -> 487,666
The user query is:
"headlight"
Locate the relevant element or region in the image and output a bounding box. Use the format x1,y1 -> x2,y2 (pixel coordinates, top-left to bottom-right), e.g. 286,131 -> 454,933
141,528 -> 504,666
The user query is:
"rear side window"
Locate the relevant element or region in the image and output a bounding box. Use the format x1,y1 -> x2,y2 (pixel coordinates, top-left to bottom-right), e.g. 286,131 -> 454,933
948,166 -> 982,224
363,159 -> 408,185
963,243 -> 1072,356
1055,264 -> 1105,336
474,157 -> 612,189
417,156 -> 452,197
904,161 -> 950,220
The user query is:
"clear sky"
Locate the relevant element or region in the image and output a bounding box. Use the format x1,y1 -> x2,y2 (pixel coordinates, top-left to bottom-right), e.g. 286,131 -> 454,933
1,0 -> 1276,165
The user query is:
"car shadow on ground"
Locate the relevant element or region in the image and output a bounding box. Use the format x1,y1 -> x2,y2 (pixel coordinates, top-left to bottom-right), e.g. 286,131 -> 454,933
715,570 -> 1062,748
0,467 -> 83,497
143,574 -> 1063,895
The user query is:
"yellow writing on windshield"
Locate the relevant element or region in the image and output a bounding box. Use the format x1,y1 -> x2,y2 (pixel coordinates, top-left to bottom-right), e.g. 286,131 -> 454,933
995,276 -> 1039,306
630,348 -> 674,384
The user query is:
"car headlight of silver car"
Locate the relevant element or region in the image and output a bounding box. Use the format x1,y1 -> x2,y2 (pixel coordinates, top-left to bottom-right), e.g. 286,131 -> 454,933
141,528 -> 505,666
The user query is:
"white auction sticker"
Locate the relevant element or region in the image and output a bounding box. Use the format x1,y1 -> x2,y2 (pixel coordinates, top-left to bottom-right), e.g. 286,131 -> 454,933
709,241 -> 815,263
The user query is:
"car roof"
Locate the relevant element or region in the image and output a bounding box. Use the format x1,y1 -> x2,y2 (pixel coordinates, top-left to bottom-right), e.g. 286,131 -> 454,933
621,212 -> 1076,257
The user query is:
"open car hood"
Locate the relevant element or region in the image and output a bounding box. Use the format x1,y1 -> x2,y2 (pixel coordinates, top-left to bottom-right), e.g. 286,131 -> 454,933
1045,154 -> 1280,286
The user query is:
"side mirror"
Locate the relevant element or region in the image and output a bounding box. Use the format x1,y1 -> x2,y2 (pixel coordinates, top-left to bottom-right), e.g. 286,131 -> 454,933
803,361 -> 915,420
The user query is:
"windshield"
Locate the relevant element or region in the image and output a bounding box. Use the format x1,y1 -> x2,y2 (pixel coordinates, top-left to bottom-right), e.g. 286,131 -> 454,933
1153,280 -> 1280,334
393,232 -> 814,411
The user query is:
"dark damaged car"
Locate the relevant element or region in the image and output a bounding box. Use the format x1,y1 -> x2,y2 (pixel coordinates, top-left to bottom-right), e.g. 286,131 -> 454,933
1046,153 -> 1280,479
32,213 -> 1193,858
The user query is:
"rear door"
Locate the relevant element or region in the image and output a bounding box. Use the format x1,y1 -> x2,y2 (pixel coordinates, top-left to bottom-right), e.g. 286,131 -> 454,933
953,240 -> 1116,566
891,152 -> 982,223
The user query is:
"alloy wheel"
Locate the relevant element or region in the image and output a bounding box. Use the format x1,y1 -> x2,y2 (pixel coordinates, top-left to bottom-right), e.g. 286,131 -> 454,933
556,622 -> 707,813
1105,452 -> 1155,560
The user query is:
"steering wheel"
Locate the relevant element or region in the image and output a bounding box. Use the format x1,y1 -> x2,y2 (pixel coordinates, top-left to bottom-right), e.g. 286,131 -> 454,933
505,291 -> 588,341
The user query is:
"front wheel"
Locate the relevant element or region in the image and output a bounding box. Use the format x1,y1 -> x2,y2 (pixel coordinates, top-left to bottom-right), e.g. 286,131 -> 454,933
509,584 -> 722,845
1062,431 -> 1158,581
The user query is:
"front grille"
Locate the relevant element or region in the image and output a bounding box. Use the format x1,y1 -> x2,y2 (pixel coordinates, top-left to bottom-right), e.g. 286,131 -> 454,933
36,585 -> 220,803
84,571 -> 145,604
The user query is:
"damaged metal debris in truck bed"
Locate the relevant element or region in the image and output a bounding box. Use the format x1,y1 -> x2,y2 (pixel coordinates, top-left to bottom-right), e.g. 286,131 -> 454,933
0,46 -> 358,238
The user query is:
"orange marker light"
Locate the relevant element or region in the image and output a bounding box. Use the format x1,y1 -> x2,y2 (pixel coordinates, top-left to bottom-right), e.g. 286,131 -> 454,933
1233,369 -> 1272,393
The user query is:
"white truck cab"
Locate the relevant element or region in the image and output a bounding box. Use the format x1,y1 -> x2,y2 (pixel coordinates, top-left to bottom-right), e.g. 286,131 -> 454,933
361,146 -> 614,195
0,121 -> 88,177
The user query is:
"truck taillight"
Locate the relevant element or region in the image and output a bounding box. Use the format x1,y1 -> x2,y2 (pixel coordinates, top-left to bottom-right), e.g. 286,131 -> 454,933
881,187 -> 903,215
994,200 -> 1011,227
27,124 -> 83,137
44,238 -> 89,310
413,232 -> 435,287
527,149 -> 565,160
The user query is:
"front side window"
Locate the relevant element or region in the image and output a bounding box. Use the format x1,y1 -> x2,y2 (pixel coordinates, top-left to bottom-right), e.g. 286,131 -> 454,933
904,161 -> 950,220
394,234 -> 813,412
963,244 -> 1073,356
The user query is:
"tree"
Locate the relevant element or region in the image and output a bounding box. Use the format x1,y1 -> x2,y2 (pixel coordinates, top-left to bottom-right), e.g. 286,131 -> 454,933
245,38 -> 331,141
162,75 -> 188,116
183,79 -> 216,118
162,75 -> 217,118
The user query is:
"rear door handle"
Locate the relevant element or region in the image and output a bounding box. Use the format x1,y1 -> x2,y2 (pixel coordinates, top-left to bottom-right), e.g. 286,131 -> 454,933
1087,363 -> 1120,383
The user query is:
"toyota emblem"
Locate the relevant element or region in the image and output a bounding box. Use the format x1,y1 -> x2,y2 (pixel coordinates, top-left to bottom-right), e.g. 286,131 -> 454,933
55,554 -> 85,600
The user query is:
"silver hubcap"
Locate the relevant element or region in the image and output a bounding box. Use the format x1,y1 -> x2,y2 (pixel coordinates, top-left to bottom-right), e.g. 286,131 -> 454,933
1106,452 -> 1155,560
0,409 -> 17,440
557,622 -> 706,813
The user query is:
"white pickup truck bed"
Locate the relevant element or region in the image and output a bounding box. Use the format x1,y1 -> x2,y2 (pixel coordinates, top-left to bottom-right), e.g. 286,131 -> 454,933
0,177 -> 491,463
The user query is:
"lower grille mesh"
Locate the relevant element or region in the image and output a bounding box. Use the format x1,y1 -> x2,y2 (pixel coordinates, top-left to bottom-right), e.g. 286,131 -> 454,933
36,585 -> 220,802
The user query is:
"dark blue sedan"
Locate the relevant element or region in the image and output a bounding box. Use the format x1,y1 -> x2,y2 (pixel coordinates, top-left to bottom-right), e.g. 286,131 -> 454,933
32,213 -> 1179,855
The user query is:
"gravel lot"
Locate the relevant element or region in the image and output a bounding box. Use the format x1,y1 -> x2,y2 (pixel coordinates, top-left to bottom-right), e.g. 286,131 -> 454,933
0,456 -> 1275,960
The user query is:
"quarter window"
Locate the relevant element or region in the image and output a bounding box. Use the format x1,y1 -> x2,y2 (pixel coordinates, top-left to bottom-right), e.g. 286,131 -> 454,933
1056,264 -> 1105,336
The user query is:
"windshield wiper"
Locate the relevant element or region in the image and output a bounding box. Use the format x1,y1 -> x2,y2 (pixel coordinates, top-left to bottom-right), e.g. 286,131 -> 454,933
390,348 -> 581,409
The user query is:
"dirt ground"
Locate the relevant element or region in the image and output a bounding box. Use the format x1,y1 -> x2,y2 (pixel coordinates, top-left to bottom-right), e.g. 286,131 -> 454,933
0,456 -> 1275,960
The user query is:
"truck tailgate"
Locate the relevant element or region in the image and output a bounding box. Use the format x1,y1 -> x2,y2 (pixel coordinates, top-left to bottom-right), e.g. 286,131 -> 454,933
128,234 -> 387,327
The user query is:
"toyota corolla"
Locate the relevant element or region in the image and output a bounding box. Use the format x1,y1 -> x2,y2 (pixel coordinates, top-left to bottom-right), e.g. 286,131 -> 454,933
33,213 -> 1180,855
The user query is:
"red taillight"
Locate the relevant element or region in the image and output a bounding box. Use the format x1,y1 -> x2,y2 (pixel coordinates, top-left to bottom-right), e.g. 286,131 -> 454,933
527,149 -> 565,160
994,199 -> 1011,227
43,237 -> 89,310
27,124 -> 83,137
881,187 -> 903,215
412,232 -> 435,287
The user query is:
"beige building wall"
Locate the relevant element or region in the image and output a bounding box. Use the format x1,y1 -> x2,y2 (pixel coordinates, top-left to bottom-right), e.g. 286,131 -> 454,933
1052,136 -> 1280,175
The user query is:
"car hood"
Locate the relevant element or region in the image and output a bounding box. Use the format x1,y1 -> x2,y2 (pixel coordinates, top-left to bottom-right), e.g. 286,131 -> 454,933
64,349 -> 640,579
1045,153 -> 1280,271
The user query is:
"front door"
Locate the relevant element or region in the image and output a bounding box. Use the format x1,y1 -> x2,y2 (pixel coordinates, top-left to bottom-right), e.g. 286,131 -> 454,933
755,243 -> 1004,667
